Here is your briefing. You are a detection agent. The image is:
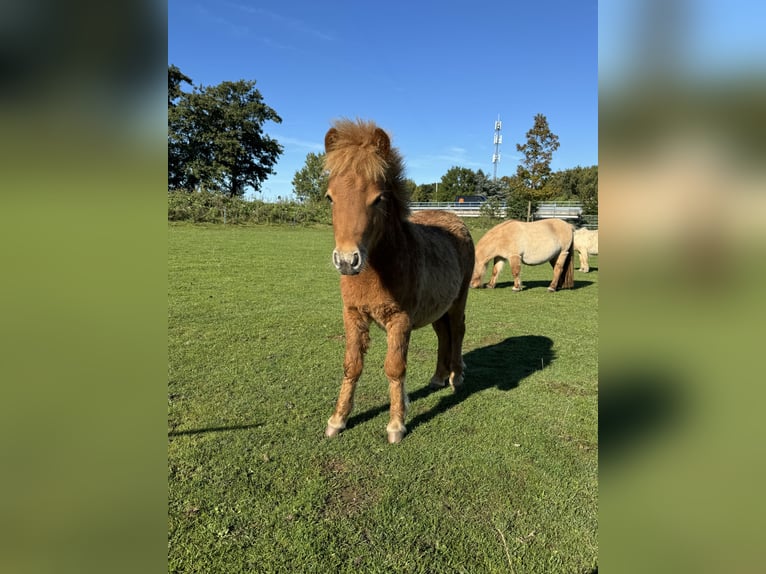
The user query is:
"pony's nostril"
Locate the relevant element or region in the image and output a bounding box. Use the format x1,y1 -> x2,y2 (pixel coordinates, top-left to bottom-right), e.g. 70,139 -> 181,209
351,252 -> 361,268
332,250 -> 341,269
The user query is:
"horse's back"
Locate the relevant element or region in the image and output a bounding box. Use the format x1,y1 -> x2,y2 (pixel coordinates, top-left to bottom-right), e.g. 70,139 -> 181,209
574,228 -> 598,254
407,210 -> 474,327
409,210 -> 474,266
541,218 -> 575,246
489,219 -> 570,264
410,210 -> 472,240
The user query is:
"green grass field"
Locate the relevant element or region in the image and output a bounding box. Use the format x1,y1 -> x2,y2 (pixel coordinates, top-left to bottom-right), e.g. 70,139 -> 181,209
168,221 -> 598,573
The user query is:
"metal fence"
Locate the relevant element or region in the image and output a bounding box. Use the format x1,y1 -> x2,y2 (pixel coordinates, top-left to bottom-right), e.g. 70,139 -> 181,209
410,200 -> 597,228
410,202 -> 487,217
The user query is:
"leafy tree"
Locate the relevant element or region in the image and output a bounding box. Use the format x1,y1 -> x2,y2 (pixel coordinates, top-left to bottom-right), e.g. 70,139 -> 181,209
403,179 -> 418,202
168,66 -> 283,196
570,165 -> 598,214
168,65 -> 192,106
515,113 -> 560,199
504,174 -> 538,220
438,166 -> 478,201
412,183 -> 436,202
546,165 -> 598,213
292,152 -> 328,203
479,196 -> 505,219
473,169 -> 509,199
580,166 -> 598,214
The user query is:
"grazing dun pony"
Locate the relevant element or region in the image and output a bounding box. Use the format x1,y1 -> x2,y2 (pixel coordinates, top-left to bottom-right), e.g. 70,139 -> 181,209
573,228 -> 598,272
470,218 -> 575,291
323,119 -> 475,443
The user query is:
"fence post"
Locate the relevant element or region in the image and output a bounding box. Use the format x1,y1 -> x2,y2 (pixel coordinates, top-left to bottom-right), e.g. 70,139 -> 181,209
527,201 -> 532,222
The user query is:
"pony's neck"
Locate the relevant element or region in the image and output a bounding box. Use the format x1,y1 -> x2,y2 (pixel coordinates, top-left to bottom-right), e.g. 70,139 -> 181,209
369,203 -> 410,263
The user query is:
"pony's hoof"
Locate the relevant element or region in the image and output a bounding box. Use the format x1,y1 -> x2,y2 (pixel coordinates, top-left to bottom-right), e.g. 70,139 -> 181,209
387,430 -> 406,444
325,424 -> 344,438
449,372 -> 464,392
547,287 -> 556,292
428,376 -> 447,390
486,283 -> 495,289
512,286 -> 521,292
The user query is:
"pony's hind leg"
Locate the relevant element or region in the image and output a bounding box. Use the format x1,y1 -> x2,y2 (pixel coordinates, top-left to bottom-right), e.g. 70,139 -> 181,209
487,257 -> 505,288
547,250 -> 570,291
429,315 -> 451,389
510,255 -> 523,291
446,302 -> 467,391
326,309 -> 369,437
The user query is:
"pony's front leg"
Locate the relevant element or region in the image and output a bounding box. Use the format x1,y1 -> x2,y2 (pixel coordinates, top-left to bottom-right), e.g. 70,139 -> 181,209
579,251 -> 590,272
325,309 -> 369,438
384,315 -> 412,443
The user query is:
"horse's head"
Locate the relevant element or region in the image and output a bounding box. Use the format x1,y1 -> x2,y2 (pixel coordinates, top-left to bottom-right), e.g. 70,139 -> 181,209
324,121 -> 401,276
469,262 -> 486,288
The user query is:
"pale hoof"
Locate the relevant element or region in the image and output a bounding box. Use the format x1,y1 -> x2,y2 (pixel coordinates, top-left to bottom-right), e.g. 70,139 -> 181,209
512,286 -> 522,292
547,287 -> 556,292
449,372 -> 464,392
387,429 -> 406,444
325,424 -> 344,438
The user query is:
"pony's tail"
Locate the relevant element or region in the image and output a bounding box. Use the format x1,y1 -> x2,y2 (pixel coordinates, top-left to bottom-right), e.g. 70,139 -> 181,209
559,248 -> 575,289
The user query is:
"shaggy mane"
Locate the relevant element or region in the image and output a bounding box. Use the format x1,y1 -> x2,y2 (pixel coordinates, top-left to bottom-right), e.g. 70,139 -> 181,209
325,119 -> 410,215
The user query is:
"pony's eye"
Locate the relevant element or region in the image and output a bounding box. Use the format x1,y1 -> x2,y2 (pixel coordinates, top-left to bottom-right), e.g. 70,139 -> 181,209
325,194 -> 333,204
372,194 -> 385,206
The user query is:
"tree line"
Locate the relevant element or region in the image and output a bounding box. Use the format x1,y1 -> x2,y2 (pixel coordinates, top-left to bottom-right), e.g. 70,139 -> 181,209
292,113 -> 596,218
169,66 -> 596,215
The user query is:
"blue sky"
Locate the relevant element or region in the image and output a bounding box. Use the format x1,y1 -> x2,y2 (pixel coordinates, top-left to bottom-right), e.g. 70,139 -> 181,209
169,0 -> 598,201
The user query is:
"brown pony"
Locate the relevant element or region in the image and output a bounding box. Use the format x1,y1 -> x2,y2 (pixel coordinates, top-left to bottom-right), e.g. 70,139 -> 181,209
323,119 -> 475,443
470,218 -> 575,291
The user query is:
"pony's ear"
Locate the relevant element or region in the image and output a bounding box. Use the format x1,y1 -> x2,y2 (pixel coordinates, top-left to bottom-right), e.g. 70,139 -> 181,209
372,127 -> 390,157
324,128 -> 339,152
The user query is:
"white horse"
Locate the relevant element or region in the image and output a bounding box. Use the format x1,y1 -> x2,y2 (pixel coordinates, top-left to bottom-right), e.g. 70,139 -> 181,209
573,228 -> 598,272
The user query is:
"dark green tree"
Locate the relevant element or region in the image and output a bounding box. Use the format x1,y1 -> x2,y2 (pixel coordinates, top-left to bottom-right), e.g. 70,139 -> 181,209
438,166 -> 478,201
504,174 -> 538,220
547,165 -> 598,213
515,113 -> 560,198
473,169 -> 509,199
168,65 -> 192,106
292,152 -> 328,203
168,67 -> 283,196
566,165 -> 598,214
403,179 -> 418,202
168,66 -> 195,190
412,183 -> 437,202
578,165 -> 598,214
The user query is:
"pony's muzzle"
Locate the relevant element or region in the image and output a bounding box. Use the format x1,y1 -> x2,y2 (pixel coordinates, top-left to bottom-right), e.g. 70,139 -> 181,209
332,248 -> 364,275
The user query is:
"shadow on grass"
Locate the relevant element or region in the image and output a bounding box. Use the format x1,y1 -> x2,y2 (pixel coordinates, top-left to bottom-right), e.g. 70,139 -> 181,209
168,423 -> 263,438
489,279 -> 593,291
344,335 -> 555,434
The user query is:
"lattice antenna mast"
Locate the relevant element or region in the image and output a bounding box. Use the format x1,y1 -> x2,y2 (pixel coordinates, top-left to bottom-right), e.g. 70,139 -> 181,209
492,115 -> 502,181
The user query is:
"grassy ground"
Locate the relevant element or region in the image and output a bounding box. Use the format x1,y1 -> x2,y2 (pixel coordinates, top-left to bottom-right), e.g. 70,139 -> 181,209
168,221 -> 598,573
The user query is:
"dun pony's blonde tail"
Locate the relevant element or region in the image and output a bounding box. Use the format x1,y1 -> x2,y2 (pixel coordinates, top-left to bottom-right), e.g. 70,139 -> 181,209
560,248 -> 575,289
